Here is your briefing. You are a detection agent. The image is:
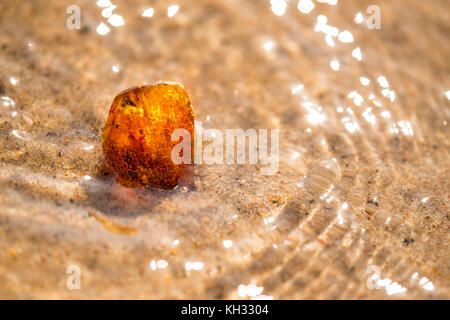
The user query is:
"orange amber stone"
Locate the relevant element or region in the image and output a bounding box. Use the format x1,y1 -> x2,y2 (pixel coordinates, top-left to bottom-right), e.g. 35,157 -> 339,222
102,82 -> 194,190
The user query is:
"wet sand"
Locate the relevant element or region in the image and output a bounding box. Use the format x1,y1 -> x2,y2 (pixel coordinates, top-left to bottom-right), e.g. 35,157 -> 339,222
0,0 -> 448,299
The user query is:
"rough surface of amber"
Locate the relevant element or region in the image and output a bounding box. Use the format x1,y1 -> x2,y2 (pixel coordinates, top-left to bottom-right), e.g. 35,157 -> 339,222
102,82 -> 194,190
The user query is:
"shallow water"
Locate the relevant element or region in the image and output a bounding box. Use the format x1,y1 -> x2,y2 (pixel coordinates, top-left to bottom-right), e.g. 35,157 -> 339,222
0,0 -> 448,298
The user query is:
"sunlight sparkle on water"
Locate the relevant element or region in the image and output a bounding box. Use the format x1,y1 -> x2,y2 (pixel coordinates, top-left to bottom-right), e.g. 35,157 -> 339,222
362,108 -> 376,125
142,8 -> 154,17
360,77 -> 370,86
271,0 -> 287,16
354,12 -> 364,24
352,47 -> 362,61
302,102 -> 326,125
325,34 -> 335,46
330,59 -> 340,71
168,5 -> 179,17
238,284 -> 264,298
298,0 -> 315,14
262,40 -> 276,51
377,76 -> 390,88
315,15 -> 339,37
223,240 -> 233,248
380,111 -> 391,118
185,261 -> 204,271
317,0 -> 338,4
2,96 -> 15,107
348,91 -> 363,106
445,90 -> 450,100
291,83 -> 304,95
419,277 -> 435,291
101,5 -> 116,18
97,0 -> 111,7
108,13 -> 124,27
96,22 -> 110,35
338,30 -> 354,43
342,118 -> 359,133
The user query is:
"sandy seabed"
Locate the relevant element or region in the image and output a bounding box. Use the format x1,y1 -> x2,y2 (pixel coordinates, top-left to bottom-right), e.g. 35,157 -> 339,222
0,0 -> 448,299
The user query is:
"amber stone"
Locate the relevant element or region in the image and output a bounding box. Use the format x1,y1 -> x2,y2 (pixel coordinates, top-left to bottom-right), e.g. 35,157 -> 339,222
102,82 -> 194,190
